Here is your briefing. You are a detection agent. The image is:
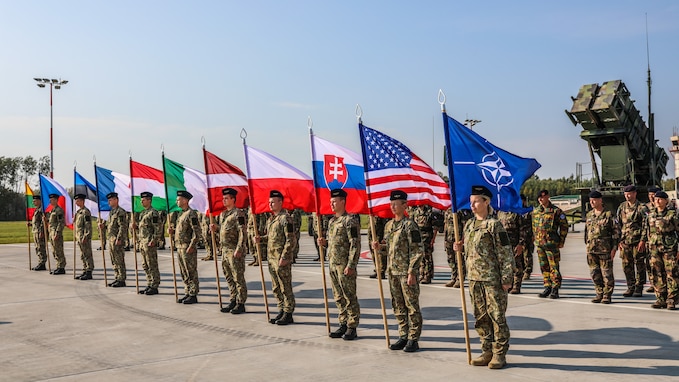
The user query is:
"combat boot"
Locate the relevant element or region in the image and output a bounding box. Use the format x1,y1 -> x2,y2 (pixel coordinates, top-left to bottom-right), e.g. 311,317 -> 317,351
80,271 -> 93,280
221,300 -> 237,313
445,280 -> 456,287
177,295 -> 190,303
329,324 -> 347,338
647,286 -> 655,293
538,286 -> 552,298
75,271 -> 87,280
420,277 -> 431,285
549,287 -> 559,299
275,312 -> 294,325
403,340 -> 419,352
453,280 -> 461,288
651,300 -> 667,309
270,311 -> 284,324
470,352 -> 493,366
145,287 -> 158,295
601,294 -> 612,304
389,338 -> 408,351
488,353 -> 507,369
622,287 -> 634,297
509,287 -> 521,295
369,271 -> 378,279
182,295 -> 198,304
667,299 -> 676,310
230,303 -> 245,314
342,328 -> 357,341
591,294 -> 603,303
50,268 -> 66,275
633,286 -> 643,297
32,263 -> 47,271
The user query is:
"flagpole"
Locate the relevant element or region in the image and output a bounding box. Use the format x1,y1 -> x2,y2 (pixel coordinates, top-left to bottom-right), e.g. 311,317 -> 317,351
202,140 -> 224,310
356,107 -> 391,348
242,130 -> 271,322
94,158 -> 109,287
161,146 -> 179,301
129,154 -> 140,293
440,90 -> 472,364
39,176 -> 53,274
25,177 -> 33,270
308,120 -> 332,334
73,164 -> 77,279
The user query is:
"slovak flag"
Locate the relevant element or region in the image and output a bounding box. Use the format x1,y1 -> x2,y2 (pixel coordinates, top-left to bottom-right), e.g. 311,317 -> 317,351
243,144 -> 315,214
39,174 -> 74,229
310,133 -> 369,214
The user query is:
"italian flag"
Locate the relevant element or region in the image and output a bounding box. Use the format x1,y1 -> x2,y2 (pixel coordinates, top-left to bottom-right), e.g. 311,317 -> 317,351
130,160 -> 168,213
25,181 -> 36,221
162,156 -> 208,214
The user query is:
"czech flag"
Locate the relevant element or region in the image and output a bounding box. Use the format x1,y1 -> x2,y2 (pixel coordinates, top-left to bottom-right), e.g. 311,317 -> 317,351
39,174 -> 74,229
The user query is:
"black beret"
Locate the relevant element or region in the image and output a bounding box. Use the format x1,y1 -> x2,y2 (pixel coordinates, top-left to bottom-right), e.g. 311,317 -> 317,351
471,185 -> 492,199
32,195 -> 41,200
623,185 -> 637,192
648,186 -> 661,193
177,190 -> 193,200
269,190 -> 283,199
222,187 -> 237,196
74,193 -> 87,200
48,193 -> 59,199
140,191 -> 153,198
537,189 -> 549,198
655,191 -> 668,199
390,190 -> 407,201
589,190 -> 602,199
106,192 -> 118,199
330,188 -> 347,198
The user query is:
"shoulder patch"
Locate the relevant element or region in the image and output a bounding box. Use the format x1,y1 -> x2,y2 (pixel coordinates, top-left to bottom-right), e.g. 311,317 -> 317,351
499,231 -> 510,246
411,229 -> 421,243
560,214 -> 566,220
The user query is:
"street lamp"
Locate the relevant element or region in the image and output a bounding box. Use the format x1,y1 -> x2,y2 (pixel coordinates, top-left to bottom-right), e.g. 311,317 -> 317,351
34,78 -> 68,178
464,118 -> 481,130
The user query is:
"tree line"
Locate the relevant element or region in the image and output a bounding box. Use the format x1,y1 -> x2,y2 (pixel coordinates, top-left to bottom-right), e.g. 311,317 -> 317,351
0,155 -> 50,221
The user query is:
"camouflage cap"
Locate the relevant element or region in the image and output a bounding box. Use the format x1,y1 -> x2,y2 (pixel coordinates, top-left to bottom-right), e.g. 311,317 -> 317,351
222,187 -> 237,196
177,190 -> 193,200
589,190 -> 602,199
471,185 -> 492,199
330,188 -> 347,198
390,190 -> 407,201
74,193 -> 87,200
140,191 -> 153,198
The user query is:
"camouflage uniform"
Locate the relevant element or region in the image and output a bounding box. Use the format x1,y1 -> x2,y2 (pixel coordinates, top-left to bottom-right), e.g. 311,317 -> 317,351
644,201 -> 656,289
521,210 -> 534,278
202,213 -> 219,260
74,205 -> 94,272
247,209 -> 269,263
168,211 -> 179,250
311,213 -> 331,259
616,200 -> 648,294
265,210 -> 296,313
290,209 -> 302,261
444,209 -> 472,284
138,206 -> 162,288
325,212 -> 361,329
496,211 -> 529,292
217,208 -> 248,304
369,216 -> 389,276
174,208 -> 203,297
108,206 -> 128,282
384,217 -> 424,341
408,205 -> 436,283
642,208 -> 679,306
158,209 -> 168,249
48,205 -> 66,269
585,208 -> 620,299
463,216 -> 514,358
31,208 -> 47,267
532,202 -> 569,289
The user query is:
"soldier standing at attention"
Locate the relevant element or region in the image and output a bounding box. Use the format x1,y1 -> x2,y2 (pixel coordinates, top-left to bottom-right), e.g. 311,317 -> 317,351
47,194 -> 66,275
520,195 -> 535,280
408,205 -> 436,284
318,189 -> 361,340
616,185 -> 648,297
210,188 -> 248,314
585,191 -> 620,304
496,210 -> 528,294
532,190 -> 569,299
74,194 -> 94,280
135,192 -> 162,295
372,190 -> 423,353
640,190 -> 679,310
453,185 -> 514,369
169,190 -> 203,304
645,186 -> 660,293
29,195 -> 48,271
257,190 -> 296,325
99,192 -> 128,287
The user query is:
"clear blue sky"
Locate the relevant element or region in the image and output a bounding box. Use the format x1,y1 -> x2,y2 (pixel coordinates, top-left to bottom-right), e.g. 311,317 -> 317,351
2,1 -> 678,189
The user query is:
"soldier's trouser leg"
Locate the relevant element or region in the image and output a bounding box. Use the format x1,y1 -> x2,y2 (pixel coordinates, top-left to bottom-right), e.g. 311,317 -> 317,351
35,234 -> 47,265
419,243 -> 434,281
178,247 -> 199,296
109,240 -> 126,281
663,252 -> 679,302
268,259 -> 295,313
79,239 -> 94,272
621,243 -> 646,289
524,244 -> 534,276
537,246 -> 561,288
142,245 -> 160,288
222,249 -> 247,304
52,235 -> 66,268
646,253 -> 655,286
588,252 -> 614,296
446,246 -> 457,280
389,274 -> 422,340
513,251 -> 524,289
470,280 -> 510,355
650,252 -> 667,302
330,264 -> 360,328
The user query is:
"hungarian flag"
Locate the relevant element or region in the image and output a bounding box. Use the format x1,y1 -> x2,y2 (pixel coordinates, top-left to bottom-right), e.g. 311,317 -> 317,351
203,149 -> 249,215
94,165 -> 132,213
25,181 -> 36,221
162,156 -> 208,214
130,160 -> 168,213
39,174 -> 74,228
243,144 -> 315,214
74,170 -> 106,219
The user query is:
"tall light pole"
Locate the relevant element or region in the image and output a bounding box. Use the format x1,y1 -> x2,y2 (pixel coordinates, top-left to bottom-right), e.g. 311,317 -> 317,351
34,77 -> 68,179
464,118 -> 481,130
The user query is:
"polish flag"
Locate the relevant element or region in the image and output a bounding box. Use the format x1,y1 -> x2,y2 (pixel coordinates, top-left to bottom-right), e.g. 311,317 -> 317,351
203,148 -> 249,215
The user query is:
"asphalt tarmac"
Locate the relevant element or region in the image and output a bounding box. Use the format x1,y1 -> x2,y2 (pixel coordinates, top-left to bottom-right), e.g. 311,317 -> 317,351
2,223 -> 678,381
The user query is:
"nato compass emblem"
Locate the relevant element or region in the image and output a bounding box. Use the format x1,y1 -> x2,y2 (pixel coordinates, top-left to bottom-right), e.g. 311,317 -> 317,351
477,151 -> 514,191
324,154 -> 348,189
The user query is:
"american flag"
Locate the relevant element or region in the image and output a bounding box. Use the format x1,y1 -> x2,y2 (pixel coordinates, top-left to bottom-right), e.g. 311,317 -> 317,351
358,124 -> 451,217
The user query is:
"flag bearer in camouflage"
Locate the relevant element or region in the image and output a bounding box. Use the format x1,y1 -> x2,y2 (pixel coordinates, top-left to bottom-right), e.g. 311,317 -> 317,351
532,190 -> 569,299
520,195 -> 534,280
407,205 -> 436,284
616,185 -> 648,297
135,192 -> 162,295
453,185 -> 514,369
257,190 -> 296,325
169,190 -> 203,304
640,190 -> 679,310
47,194 -> 66,275
444,208 -> 472,288
497,210 -> 528,294
645,186 -> 661,292
99,192 -> 128,287
318,189 -> 361,340
73,194 -> 94,280
585,191 -> 620,304
368,216 -> 388,279
372,190 -> 423,353
211,188 -> 248,314
30,195 -> 48,271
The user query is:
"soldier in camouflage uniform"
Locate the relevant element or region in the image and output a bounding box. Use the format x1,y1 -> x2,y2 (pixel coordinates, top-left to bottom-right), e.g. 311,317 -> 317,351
158,209 -> 167,250
520,195 -> 534,280
247,208 -> 269,266
373,190 -> 423,353
257,190 -> 296,325
585,191 -> 620,303
311,213 -> 331,261
168,210 -> 180,251
407,205 -> 436,284
318,189 -> 361,340
289,209 -> 302,263
47,194 -> 66,275
201,212 -> 219,261
74,194 -> 94,280
497,210 -> 528,294
454,185 -> 514,369
99,192 -> 128,287
616,185 -> 648,297
532,190 -> 569,299
443,208 -> 472,287
169,190 -> 203,304
640,190 -> 679,310
211,188 -> 248,314
369,216 -> 388,279
644,186 -> 660,293
29,195 -> 48,271
135,192 -> 162,295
